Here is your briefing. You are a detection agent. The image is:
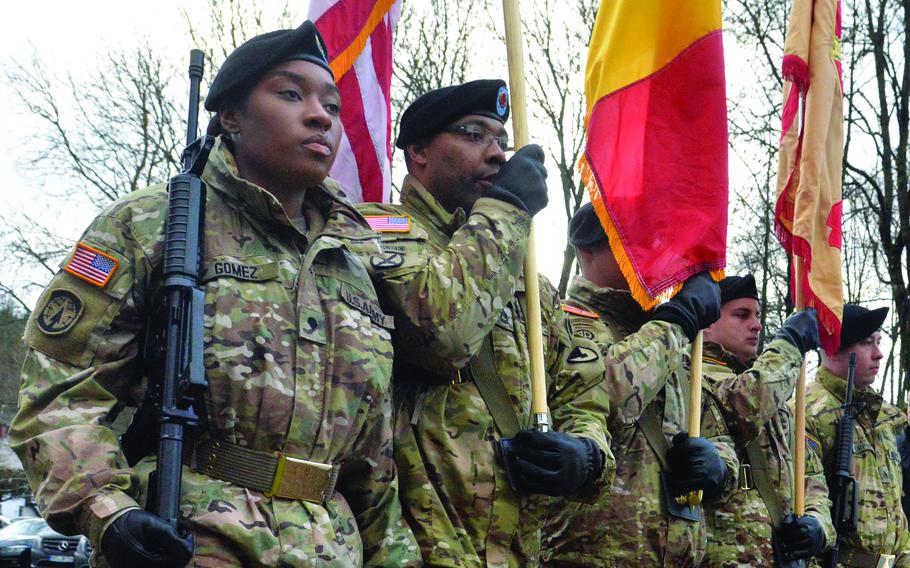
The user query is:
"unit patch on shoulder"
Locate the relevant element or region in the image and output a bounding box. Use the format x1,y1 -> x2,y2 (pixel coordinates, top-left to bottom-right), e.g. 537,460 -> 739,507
65,243 -> 119,288
364,215 -> 411,233
562,304 -> 599,319
567,345 -> 599,364
36,289 -> 84,335
806,433 -> 820,452
573,328 -> 596,340
370,252 -> 405,269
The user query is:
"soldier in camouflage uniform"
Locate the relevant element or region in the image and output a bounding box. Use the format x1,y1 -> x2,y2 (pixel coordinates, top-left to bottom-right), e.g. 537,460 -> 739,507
699,275 -> 834,566
351,81 -> 615,567
541,204 -> 741,567
10,23 -> 420,568
804,303 -> 910,567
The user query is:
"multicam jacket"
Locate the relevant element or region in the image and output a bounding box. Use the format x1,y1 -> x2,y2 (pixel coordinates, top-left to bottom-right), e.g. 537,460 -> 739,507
355,177 -> 615,568
10,138 -> 420,567
540,276 -> 740,568
804,366 -> 910,566
701,341 -> 834,566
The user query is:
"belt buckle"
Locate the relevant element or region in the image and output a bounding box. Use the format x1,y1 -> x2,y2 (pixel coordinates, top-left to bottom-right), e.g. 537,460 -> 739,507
266,452 -> 336,504
451,369 -> 466,385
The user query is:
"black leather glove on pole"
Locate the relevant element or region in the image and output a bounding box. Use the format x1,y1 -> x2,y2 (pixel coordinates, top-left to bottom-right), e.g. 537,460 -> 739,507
775,513 -> 826,560
500,429 -> 604,496
650,272 -> 721,341
485,144 -> 549,216
666,432 -> 728,501
773,307 -> 820,355
100,509 -> 194,568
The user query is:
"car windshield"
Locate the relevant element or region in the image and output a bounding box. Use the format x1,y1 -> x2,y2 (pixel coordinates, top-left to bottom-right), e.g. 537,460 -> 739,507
0,518 -> 47,537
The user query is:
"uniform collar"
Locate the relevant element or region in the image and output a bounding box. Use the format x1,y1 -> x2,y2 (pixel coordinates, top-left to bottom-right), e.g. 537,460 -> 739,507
566,275 -> 648,332
400,174 -> 468,236
816,365 -> 883,422
203,136 -> 371,241
702,341 -> 749,374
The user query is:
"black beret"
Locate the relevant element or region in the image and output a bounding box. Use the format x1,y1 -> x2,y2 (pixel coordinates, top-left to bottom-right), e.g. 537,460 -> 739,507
205,21 -> 332,112
840,303 -> 888,350
569,203 -> 608,248
396,79 -> 510,149
718,274 -> 759,305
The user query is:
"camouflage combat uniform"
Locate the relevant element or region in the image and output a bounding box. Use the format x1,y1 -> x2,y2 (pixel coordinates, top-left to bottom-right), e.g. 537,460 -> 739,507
10,138 -> 421,567
540,276 -> 740,567
701,341 -> 834,567
354,176 -> 615,568
804,367 -> 910,566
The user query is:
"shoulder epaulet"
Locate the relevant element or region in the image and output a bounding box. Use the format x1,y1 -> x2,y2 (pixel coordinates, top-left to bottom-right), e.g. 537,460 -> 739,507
364,214 -> 411,233
561,304 -> 599,319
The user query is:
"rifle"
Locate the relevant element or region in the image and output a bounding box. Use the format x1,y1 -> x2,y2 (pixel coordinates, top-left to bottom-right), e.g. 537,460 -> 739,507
121,49 -> 214,529
824,352 -> 860,568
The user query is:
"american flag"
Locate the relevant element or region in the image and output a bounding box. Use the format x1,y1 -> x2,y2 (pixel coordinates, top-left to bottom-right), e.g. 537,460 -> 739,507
309,0 -> 401,203
65,243 -> 118,287
364,215 -> 410,232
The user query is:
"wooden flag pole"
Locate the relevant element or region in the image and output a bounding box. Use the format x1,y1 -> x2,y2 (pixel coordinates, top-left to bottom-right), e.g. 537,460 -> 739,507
502,0 -> 550,432
683,331 -> 705,506
793,256 -> 808,515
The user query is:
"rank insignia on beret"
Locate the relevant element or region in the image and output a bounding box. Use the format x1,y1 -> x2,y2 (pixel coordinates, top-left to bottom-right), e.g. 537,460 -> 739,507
364,215 -> 411,233
36,289 -> 84,335
65,243 -> 118,288
806,433 -> 820,452
496,85 -> 509,118
562,304 -> 599,319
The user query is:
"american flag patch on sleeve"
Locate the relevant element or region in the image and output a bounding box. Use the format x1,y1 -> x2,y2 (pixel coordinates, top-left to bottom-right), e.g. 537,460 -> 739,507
364,215 -> 411,233
65,243 -> 119,288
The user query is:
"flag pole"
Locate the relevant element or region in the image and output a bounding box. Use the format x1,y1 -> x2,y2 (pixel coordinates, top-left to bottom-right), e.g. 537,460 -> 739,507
683,331 -> 705,506
502,0 -> 550,432
792,95 -> 807,517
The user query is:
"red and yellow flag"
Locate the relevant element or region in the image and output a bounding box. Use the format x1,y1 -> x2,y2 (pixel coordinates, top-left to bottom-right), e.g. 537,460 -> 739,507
775,0 -> 844,354
579,0 -> 728,309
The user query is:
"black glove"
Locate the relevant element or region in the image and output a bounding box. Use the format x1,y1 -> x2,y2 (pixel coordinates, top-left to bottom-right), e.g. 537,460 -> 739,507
650,272 -> 721,341
500,429 -> 604,496
666,432 -> 728,501
774,308 -> 820,355
775,513 -> 826,560
486,144 -> 548,215
101,509 -> 194,568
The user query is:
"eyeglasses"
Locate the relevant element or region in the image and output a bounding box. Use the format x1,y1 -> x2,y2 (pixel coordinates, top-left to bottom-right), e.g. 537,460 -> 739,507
445,123 -> 510,152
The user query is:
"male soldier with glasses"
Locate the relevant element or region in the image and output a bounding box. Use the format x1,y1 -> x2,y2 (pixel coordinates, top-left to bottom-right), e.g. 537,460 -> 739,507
348,79 -> 616,567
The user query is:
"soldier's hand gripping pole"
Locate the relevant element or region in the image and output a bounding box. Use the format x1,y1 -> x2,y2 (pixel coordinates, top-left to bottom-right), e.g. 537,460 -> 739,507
502,0 -> 549,432
152,49 -> 213,529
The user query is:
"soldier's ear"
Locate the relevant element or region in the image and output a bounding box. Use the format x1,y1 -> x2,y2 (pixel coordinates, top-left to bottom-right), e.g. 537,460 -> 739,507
219,106 -> 242,135
406,142 -> 429,168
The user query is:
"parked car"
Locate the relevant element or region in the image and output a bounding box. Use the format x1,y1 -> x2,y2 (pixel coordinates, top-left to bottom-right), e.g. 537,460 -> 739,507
0,517 -> 91,568
0,518 -> 44,568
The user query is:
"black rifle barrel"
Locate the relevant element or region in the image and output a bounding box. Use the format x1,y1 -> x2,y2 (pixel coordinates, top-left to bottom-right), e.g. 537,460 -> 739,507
825,352 -> 858,568
153,49 -> 209,530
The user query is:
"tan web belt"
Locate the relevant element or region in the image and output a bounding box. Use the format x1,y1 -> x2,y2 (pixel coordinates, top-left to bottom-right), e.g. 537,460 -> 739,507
839,546 -> 896,568
183,439 -> 339,505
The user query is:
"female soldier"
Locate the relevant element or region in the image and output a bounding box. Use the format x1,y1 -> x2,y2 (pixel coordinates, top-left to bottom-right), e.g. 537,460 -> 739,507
10,22 -> 419,567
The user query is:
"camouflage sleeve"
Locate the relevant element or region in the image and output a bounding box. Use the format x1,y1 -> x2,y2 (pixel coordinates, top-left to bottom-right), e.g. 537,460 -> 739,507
336,387 -> 421,567
9,197 -> 161,544
358,197 -> 531,373
710,339 -> 802,447
701,392 -> 741,504
804,442 -> 836,550
546,285 -> 615,495
602,321 -> 691,429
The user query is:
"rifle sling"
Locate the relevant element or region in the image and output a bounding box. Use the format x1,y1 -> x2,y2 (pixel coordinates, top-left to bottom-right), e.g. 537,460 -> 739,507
744,438 -> 786,527
469,335 -> 522,438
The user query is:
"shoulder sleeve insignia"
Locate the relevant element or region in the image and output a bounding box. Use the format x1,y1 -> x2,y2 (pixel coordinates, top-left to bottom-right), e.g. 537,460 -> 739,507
806,432 -> 821,452
64,242 -> 119,288
36,289 -> 84,335
364,215 -> 411,233
561,304 -> 599,319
